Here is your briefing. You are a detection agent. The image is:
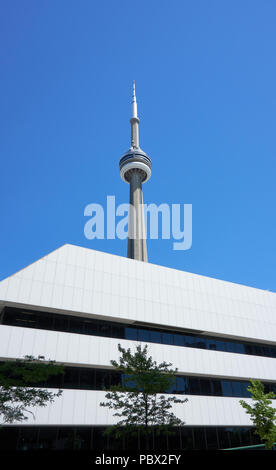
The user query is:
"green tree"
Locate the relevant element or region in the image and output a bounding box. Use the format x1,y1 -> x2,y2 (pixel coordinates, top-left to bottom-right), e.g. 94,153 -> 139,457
100,344 -> 187,448
239,379 -> 276,450
0,355 -> 64,425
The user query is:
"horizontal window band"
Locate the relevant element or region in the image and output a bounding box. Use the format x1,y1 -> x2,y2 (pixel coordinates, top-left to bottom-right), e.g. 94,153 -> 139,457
1,363 -> 276,398
0,425 -> 263,450
1,306 -> 276,359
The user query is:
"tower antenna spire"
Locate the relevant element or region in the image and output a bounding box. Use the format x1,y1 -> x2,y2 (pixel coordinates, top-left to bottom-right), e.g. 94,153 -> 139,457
132,80 -> 138,118
130,80 -> 139,148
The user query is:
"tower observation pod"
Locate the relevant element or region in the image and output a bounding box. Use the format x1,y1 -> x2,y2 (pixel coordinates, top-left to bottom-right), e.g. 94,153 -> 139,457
119,82 -> 152,262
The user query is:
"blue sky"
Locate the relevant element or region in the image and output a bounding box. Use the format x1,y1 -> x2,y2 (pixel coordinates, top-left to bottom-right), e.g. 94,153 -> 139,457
1,0 -> 275,292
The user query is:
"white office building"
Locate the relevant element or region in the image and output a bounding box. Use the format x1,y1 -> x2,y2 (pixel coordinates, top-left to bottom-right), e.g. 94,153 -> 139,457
0,243 -> 276,450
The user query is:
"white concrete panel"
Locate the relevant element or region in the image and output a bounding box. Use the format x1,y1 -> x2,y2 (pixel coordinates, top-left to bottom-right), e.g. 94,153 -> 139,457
17,279 -> 32,304
74,267 -> 86,290
64,264 -> 75,288
66,333 -> 81,364
76,334 -> 91,365
5,327 -> 24,358
40,282 -> 54,307
44,330 -> 59,358
82,289 -> 93,313
44,261 -> 56,284
72,287 -> 84,312
6,389 -> 270,427
54,263 -> 66,286
62,285 -> 74,311
52,284 -> 64,309
54,332 -> 71,363
20,328 -> 36,357
84,269 -> 95,291
4,277 -> 20,303
32,260 -> 46,283
29,280 -> 43,306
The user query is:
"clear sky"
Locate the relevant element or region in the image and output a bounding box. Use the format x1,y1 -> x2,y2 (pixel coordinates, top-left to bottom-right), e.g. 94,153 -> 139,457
1,0 -> 275,292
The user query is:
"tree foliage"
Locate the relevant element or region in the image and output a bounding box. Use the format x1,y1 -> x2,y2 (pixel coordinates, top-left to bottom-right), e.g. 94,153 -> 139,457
100,344 -> 187,442
0,355 -> 64,424
240,379 -> 276,450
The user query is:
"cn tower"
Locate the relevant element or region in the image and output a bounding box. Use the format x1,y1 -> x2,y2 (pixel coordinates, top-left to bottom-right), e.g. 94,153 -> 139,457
119,82 -> 152,262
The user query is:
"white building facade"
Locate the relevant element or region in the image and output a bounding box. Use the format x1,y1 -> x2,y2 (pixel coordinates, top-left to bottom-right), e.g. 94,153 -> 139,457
0,243 -> 276,450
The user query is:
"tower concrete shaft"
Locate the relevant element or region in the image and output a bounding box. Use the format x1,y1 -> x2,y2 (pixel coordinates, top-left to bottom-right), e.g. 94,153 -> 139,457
127,170 -> 148,262
119,82 -> 152,262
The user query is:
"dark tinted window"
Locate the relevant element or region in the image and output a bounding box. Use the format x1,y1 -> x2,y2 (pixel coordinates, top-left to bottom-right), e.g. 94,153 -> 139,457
215,340 -> 226,352
63,368 -> 80,389
206,428 -> 218,449
98,323 -> 112,337
125,327 -> 138,340
17,427 -> 39,450
180,427 -> 194,449
225,341 -> 236,353
193,427 -> 206,449
239,428 -> 252,447
227,427 -> 241,448
36,313 -> 54,330
56,427 -> 75,450
111,323 -> 125,339
240,381 -> 251,398
174,334 -> 185,346
138,329 -> 151,342
232,381 -> 243,397
217,427 -> 230,449
207,338 -> 217,350
83,320 -> 98,335
69,317 -> 84,334
189,377 -> 201,394
74,427 -> 92,450
93,427 -> 109,450
168,428 -> 181,450
95,369 -> 110,390
200,378 -> 212,396
125,431 -> 138,451
221,380 -> 233,397
212,380 -> 223,396
150,330 -> 162,343
0,427 -> 18,450
15,312 -> 37,328
244,344 -> 254,355
195,339 -> 207,349
80,368 -> 95,389
235,343 -> 245,354
154,429 -> 168,450
176,376 -> 188,394
38,427 -> 58,449
185,335 -> 196,347
53,315 -> 69,332
162,332 -> 173,345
